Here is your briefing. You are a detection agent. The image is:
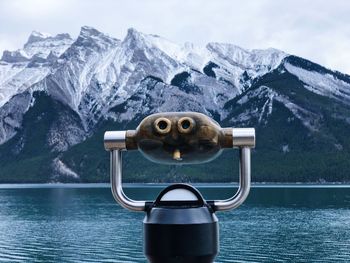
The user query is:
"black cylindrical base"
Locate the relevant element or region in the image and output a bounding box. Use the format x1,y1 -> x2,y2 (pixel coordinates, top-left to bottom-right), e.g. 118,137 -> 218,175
144,207 -> 219,263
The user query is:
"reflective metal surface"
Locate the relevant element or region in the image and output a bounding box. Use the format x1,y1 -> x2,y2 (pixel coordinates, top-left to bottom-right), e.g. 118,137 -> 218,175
214,147 -> 251,211
110,150 -> 146,211
104,131 -> 126,150
232,128 -> 255,147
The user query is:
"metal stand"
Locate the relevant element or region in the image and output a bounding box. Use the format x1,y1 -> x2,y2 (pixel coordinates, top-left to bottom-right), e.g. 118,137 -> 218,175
104,125 -> 255,263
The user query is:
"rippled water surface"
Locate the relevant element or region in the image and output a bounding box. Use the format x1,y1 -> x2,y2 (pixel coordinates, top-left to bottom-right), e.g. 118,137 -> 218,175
0,185 -> 349,262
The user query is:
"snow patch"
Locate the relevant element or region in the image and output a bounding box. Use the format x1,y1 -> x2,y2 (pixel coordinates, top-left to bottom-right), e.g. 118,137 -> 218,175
235,85 -> 321,131
334,143 -> 343,151
52,158 -> 79,179
282,144 -> 290,153
285,62 -> 350,103
275,94 -> 321,132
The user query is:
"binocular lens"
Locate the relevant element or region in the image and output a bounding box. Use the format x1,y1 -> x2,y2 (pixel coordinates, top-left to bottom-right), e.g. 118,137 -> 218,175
181,119 -> 191,129
158,120 -> 168,130
154,118 -> 171,134
178,117 -> 195,134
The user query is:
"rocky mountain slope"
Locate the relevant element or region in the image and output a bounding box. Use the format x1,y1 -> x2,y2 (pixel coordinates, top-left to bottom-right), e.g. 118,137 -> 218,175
0,26 -> 349,183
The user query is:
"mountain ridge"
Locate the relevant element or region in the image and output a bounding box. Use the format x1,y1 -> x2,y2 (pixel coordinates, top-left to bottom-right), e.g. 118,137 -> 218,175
0,26 -> 349,183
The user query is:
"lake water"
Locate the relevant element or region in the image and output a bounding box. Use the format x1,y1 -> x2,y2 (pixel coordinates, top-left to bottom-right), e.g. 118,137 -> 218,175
0,184 -> 349,262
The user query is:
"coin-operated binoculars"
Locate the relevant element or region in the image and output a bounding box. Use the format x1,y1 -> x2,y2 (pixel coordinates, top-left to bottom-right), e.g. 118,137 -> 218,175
104,112 -> 255,263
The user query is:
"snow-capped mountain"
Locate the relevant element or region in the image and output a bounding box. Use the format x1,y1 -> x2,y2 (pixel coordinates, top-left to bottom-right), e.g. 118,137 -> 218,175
0,26 -> 349,183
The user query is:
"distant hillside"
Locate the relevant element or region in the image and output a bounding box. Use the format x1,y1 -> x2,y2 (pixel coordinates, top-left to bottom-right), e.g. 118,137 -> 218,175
0,27 -> 349,183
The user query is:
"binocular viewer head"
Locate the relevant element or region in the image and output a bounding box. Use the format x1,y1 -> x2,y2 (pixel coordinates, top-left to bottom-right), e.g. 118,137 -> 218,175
104,112 -> 255,165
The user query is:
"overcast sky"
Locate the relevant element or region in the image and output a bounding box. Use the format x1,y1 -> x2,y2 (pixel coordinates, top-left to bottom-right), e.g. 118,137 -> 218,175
0,0 -> 349,73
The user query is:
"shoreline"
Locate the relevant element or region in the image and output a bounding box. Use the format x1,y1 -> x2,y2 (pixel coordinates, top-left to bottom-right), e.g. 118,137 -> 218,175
0,182 -> 350,189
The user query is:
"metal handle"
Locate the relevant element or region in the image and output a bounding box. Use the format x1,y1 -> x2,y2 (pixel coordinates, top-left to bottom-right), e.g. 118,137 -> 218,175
213,147 -> 251,211
110,149 -> 146,211
105,128 -> 255,212
213,128 -> 254,211
105,131 -> 146,211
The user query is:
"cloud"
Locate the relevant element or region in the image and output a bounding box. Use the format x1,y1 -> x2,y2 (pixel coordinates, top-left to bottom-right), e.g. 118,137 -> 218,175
0,0 -> 349,73
4,0 -> 69,18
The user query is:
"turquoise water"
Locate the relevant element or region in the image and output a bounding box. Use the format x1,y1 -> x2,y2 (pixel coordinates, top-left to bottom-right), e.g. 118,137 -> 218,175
0,185 -> 349,262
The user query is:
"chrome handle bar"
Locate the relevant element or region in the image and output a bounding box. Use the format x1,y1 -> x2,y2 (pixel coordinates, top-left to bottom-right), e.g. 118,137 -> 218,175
105,128 -> 255,212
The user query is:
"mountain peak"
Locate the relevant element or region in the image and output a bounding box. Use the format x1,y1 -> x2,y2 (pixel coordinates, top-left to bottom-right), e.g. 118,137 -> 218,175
31,30 -> 51,38
123,27 -> 176,52
24,31 -> 72,48
25,31 -> 51,45
75,26 -> 119,48
126,27 -> 143,36
122,27 -> 155,52
124,27 -> 146,42
80,26 -> 102,37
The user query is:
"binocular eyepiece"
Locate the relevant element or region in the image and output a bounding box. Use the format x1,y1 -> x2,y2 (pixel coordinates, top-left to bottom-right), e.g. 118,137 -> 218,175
104,112 -> 255,263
